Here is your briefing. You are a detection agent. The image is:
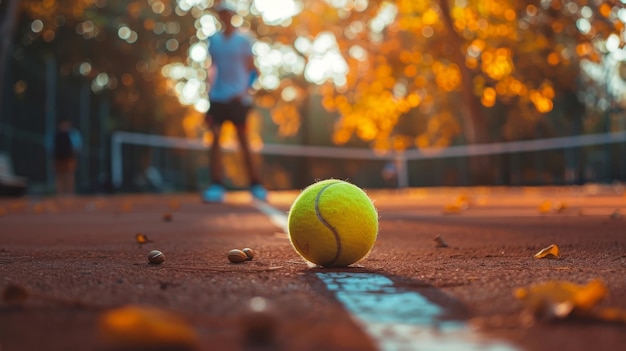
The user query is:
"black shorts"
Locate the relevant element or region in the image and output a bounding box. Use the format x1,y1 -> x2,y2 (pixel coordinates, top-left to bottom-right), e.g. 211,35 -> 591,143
206,99 -> 251,127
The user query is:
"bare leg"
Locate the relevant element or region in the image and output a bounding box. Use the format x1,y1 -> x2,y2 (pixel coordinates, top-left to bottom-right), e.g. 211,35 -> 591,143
235,124 -> 260,185
209,124 -> 223,184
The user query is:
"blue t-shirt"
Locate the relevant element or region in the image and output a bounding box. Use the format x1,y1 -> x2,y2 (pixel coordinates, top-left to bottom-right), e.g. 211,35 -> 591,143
208,31 -> 253,103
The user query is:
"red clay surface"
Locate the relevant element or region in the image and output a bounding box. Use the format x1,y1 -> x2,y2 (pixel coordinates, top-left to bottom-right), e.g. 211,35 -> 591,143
1,185 -> 625,351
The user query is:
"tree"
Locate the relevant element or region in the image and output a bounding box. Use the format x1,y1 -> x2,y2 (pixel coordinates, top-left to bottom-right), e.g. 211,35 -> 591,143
5,0 -> 626,183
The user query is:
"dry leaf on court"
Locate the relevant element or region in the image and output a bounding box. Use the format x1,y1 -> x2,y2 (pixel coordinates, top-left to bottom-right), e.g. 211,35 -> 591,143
434,235 -> 449,248
442,194 -> 471,214
552,201 -> 567,212
98,305 -> 198,350
514,279 -> 609,321
538,200 -> 552,214
135,233 -> 151,244
120,201 -> 133,213
169,199 -> 181,210
594,307 -> 626,323
534,244 -> 559,259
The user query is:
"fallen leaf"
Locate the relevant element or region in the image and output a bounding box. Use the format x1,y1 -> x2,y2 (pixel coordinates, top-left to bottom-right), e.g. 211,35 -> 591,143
538,200 -> 552,214
595,307 -> 626,323
442,194 -> 471,214
98,305 -> 198,350
120,201 -> 133,213
169,199 -> 181,210
534,244 -> 560,259
434,235 -> 449,248
514,279 -> 608,320
553,202 -> 568,212
135,233 -> 151,244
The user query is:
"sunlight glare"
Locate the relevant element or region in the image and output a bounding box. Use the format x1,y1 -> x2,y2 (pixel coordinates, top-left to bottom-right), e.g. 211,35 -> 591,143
189,42 -> 207,62
304,32 -> 348,85
254,0 -> 302,25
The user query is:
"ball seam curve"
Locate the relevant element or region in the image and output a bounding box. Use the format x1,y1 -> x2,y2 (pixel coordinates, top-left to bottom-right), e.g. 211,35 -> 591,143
314,182 -> 342,266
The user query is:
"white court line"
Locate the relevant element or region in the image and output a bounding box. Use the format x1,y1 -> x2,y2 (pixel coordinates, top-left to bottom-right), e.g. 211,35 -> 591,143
317,272 -> 517,351
252,199 -> 289,231
252,200 -> 520,351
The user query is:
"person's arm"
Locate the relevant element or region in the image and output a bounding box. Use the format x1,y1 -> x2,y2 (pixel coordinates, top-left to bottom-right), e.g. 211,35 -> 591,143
206,62 -> 217,87
206,37 -> 217,87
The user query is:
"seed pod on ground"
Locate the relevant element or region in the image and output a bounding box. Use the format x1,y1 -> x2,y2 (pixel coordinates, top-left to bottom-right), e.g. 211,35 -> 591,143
148,250 -> 165,264
228,249 -> 248,263
242,248 -> 255,260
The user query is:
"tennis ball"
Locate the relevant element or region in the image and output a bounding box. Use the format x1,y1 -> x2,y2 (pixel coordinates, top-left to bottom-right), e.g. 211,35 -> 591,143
288,179 -> 378,267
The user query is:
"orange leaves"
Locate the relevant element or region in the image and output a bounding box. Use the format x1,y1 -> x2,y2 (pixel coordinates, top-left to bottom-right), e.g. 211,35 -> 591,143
98,305 -> 199,350
598,3 -> 612,18
270,103 -> 301,137
481,87 -> 497,107
514,279 -> 606,318
135,233 -> 151,244
414,111 -> 460,149
432,62 -> 461,92
529,82 -> 555,113
576,42 -> 594,57
514,279 -> 626,323
481,48 -> 514,80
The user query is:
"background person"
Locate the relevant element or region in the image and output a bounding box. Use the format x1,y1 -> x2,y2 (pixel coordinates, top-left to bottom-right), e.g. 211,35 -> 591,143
51,119 -> 82,195
202,3 -> 266,203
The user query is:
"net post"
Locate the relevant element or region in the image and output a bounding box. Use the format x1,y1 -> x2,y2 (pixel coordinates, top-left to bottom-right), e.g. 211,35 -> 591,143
395,153 -> 408,188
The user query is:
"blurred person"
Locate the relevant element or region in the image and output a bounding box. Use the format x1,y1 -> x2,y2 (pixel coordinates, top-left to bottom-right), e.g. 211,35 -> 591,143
382,161 -> 398,188
202,3 -> 267,203
50,119 -> 82,195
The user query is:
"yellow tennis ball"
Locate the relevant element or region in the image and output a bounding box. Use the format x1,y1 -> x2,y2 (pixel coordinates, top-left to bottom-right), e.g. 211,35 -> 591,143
288,179 -> 378,267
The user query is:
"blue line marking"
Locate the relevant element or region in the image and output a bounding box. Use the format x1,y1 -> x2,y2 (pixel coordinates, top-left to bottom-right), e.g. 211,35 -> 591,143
317,272 -> 518,351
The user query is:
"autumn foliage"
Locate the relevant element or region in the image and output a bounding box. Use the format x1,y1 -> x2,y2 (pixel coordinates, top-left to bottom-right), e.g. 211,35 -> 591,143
11,0 -> 626,151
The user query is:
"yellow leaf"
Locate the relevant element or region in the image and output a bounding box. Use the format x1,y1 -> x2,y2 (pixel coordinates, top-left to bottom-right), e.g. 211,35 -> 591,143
595,307 -> 626,323
538,200 -> 552,213
443,203 -> 464,214
514,279 -> 608,319
534,244 -> 559,259
135,233 -> 150,244
572,279 -> 608,311
98,305 -> 198,349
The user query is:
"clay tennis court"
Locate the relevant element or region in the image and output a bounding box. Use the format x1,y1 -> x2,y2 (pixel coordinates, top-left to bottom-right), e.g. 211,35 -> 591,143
1,185 -> 625,351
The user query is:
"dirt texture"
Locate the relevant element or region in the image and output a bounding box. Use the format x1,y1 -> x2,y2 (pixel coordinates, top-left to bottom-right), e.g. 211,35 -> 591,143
0,186 -> 625,351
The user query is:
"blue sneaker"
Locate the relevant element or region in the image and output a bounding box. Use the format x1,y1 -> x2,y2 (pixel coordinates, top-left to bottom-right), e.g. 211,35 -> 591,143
202,184 -> 226,203
250,184 -> 267,201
